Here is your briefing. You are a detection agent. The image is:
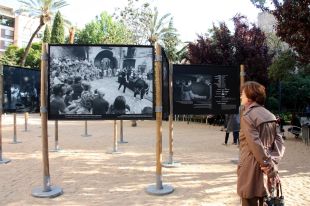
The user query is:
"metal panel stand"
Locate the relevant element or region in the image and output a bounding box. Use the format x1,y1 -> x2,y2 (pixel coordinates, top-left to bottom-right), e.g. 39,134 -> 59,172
118,120 -> 128,144
81,121 -> 91,137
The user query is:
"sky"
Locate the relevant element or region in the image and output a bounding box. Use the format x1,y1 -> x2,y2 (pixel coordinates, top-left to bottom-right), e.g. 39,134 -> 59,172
0,0 -> 262,42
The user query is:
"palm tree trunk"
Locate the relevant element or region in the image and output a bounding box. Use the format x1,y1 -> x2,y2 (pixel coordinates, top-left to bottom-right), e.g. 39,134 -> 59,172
20,22 -> 44,67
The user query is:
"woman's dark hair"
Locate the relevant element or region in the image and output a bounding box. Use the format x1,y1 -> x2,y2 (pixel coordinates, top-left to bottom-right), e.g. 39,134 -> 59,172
113,96 -> 126,110
52,84 -> 63,96
241,81 -> 266,105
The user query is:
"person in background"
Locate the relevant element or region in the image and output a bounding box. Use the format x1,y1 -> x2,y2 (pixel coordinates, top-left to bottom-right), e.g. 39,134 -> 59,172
288,112 -> 301,138
276,114 -> 286,139
237,81 -> 285,206
223,113 -> 240,145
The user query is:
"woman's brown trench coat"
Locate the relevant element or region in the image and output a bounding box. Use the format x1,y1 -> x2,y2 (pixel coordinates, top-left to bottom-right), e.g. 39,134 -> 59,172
237,103 -> 285,198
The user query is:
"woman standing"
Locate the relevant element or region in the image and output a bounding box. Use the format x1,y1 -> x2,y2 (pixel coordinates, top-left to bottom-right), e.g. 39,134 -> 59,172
237,81 -> 285,206
223,113 -> 240,145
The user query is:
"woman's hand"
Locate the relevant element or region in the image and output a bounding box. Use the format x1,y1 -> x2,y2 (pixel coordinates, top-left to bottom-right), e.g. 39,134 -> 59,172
261,161 -> 278,178
261,165 -> 273,176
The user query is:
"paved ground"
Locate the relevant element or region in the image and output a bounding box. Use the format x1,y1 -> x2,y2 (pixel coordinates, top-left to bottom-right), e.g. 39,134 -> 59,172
0,113 -> 310,206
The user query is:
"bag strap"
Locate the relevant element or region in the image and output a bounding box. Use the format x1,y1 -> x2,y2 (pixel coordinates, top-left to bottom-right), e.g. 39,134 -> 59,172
276,182 -> 283,197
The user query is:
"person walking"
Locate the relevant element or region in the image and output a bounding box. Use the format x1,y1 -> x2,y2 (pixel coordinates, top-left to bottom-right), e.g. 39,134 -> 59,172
118,69 -> 128,93
223,114 -> 240,145
237,81 -> 285,206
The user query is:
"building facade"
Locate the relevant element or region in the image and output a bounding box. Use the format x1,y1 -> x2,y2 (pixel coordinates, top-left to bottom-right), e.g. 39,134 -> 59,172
0,3 -> 42,55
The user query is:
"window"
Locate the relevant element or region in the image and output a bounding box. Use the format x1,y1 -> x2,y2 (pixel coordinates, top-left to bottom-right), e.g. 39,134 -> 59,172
4,29 -> 14,37
0,15 -> 15,27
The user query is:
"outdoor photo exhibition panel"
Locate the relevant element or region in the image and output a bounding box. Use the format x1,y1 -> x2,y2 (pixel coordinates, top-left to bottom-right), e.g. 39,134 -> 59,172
173,64 -> 240,115
48,44 -> 155,120
161,48 -> 170,121
3,65 -> 40,113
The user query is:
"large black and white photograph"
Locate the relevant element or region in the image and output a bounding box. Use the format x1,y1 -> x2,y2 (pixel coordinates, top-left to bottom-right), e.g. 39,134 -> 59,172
48,44 -> 154,120
3,65 -> 40,113
173,64 -> 239,115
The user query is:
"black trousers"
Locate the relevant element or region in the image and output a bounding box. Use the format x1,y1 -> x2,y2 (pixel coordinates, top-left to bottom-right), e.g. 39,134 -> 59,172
241,197 -> 264,206
224,131 -> 239,144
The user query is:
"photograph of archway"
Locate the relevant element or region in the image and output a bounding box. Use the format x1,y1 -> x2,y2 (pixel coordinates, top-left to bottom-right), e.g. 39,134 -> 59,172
3,65 -> 40,113
48,44 -> 154,120
173,64 -> 240,115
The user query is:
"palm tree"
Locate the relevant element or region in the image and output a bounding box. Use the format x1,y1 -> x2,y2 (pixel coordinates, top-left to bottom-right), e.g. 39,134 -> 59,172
16,0 -> 69,67
147,7 -> 177,45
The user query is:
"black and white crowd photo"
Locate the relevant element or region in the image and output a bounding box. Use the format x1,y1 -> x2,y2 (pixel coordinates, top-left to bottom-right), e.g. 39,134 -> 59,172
48,45 -> 154,120
3,65 -> 40,113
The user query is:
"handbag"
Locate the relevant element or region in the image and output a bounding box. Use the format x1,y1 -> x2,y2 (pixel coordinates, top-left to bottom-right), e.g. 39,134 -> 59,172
264,182 -> 284,206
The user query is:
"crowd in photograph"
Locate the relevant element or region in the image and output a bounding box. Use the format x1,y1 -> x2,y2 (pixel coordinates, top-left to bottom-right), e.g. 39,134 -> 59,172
5,82 -> 39,112
174,77 -> 211,101
49,57 -> 151,115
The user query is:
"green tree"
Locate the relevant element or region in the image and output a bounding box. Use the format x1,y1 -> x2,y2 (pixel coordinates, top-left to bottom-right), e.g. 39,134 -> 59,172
51,11 -> 65,43
0,45 -> 21,66
24,42 -> 42,68
147,7 -> 177,45
114,0 -> 153,44
0,43 -> 42,68
251,0 -> 310,66
114,0 -> 180,61
43,25 -> 51,43
161,18 -> 181,62
281,74 -> 310,112
16,0 -> 68,66
268,50 -> 297,81
75,12 -> 134,44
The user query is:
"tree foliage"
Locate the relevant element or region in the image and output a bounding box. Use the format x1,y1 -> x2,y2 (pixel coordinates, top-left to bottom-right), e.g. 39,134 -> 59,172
75,12 -> 134,44
0,43 -> 42,68
186,15 -> 273,86
16,0 -> 68,66
234,16 -> 272,86
0,45 -> 21,66
113,0 -> 180,54
43,25 -> 51,43
51,11 -> 65,43
281,74 -> 310,111
251,0 -> 310,66
268,50 -> 297,81
273,0 -> 310,65
147,7 -> 176,45
161,19 -> 181,62
113,0 -> 153,44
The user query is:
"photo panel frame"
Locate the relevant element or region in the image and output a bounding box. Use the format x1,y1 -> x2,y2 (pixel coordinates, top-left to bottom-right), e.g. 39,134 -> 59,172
48,44 -> 155,120
173,64 -> 240,115
3,65 -> 40,113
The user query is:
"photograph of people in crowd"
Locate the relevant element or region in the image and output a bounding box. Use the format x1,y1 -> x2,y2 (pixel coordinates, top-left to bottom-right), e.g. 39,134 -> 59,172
174,75 -> 212,103
48,45 -> 154,120
173,73 -> 212,114
3,65 -> 40,113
